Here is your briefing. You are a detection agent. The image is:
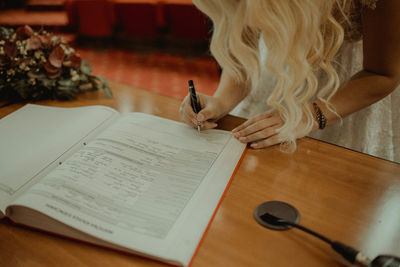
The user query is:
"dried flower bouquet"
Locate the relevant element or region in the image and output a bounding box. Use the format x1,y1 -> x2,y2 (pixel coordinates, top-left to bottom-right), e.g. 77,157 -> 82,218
0,25 -> 112,104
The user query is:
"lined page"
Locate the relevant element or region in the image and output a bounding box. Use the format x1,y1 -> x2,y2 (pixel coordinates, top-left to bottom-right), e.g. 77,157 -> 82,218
10,112 -> 245,264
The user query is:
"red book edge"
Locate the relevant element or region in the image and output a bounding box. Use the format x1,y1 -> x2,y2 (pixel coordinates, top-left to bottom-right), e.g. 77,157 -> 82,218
187,146 -> 248,267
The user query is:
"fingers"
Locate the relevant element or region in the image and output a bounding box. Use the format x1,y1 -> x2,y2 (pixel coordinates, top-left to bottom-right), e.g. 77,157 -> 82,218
179,93 -> 219,130
249,134 -> 283,149
179,94 -> 196,125
232,115 -> 281,140
201,121 -> 218,130
189,116 -> 217,130
232,113 -> 270,133
196,95 -> 214,122
234,117 -> 281,139
236,124 -> 278,143
232,110 -> 284,148
232,110 -> 276,133
195,106 -> 219,130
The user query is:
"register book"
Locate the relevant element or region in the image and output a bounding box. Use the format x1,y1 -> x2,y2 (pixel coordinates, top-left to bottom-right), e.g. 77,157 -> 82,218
0,104 -> 246,266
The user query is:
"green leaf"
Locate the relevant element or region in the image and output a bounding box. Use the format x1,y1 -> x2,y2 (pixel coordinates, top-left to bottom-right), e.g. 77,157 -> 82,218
90,75 -> 112,98
0,27 -> 12,38
96,75 -> 106,84
79,74 -> 89,82
58,79 -> 78,87
89,77 -> 101,90
80,60 -> 93,75
13,80 -> 30,99
27,71 -> 46,79
102,84 -> 113,98
38,78 -> 57,87
57,85 -> 74,91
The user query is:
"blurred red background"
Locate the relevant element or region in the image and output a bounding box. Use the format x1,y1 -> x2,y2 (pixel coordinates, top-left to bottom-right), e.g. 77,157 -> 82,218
0,0 -> 220,98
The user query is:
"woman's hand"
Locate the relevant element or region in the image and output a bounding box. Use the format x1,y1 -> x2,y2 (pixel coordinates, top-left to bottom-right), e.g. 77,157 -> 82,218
179,70 -> 250,131
232,109 -> 317,149
179,93 -> 230,130
232,110 -> 284,148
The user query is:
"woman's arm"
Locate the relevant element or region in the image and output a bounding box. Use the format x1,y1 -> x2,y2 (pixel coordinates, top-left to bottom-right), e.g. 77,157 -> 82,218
233,0 -> 400,148
316,0 -> 400,127
211,69 -> 250,115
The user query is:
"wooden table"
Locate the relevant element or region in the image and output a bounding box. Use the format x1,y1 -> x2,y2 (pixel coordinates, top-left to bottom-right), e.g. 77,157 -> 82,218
1,81 -> 399,267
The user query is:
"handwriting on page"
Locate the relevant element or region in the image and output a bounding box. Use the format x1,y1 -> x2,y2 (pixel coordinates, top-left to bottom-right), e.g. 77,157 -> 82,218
27,115 -> 232,238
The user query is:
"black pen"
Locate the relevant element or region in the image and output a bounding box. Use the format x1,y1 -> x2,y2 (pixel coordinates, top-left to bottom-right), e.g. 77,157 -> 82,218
188,80 -> 201,133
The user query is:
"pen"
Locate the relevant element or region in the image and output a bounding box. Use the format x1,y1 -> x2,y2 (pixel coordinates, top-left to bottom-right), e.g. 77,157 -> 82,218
188,80 -> 201,133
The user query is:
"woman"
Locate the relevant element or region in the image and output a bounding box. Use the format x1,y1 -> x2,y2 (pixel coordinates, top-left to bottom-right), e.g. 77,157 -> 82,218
179,0 -> 400,162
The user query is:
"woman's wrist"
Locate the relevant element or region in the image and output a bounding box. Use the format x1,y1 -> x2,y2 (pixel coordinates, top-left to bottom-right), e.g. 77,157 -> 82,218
312,102 -> 327,130
213,95 -> 236,118
308,102 -> 325,132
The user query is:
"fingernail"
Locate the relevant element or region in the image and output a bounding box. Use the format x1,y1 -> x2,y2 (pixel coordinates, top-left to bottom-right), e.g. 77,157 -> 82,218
233,132 -> 240,138
250,143 -> 258,148
192,118 -> 197,124
239,137 -> 246,142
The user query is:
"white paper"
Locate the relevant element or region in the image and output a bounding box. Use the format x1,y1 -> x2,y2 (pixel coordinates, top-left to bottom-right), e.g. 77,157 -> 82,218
0,104 -> 119,215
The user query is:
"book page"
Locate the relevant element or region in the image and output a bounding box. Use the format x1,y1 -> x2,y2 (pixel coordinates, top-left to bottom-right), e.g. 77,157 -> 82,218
0,104 -> 119,216
9,113 -> 245,266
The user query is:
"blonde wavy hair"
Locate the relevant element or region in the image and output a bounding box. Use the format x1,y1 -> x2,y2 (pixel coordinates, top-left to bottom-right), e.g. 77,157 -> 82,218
193,0 -> 349,151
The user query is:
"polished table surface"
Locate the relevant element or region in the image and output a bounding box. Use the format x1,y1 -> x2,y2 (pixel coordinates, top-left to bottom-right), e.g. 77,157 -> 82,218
0,81 -> 399,267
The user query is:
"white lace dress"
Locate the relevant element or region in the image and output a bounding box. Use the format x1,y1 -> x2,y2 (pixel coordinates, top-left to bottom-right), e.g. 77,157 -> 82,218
230,0 -> 399,162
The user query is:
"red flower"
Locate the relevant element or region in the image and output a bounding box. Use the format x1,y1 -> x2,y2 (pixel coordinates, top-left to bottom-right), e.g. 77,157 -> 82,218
48,45 -> 65,68
15,25 -> 34,40
64,52 -> 81,69
39,35 -> 51,48
4,40 -> 18,59
44,61 -> 62,79
27,36 -> 42,50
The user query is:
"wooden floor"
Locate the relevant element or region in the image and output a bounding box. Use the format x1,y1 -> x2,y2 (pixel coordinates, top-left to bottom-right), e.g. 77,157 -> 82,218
77,46 -> 220,99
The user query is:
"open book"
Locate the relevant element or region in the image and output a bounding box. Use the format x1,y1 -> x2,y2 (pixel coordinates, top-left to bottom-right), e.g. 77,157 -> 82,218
0,104 -> 246,266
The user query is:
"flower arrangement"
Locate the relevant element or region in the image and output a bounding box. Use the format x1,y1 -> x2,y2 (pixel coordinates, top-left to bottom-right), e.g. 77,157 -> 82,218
0,25 -> 112,103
